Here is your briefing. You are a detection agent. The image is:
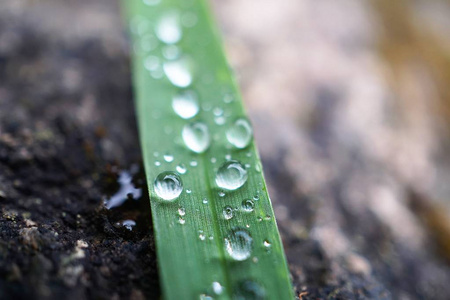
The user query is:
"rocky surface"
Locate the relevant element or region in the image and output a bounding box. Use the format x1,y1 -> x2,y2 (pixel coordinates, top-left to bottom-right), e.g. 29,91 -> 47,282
1,0 -> 450,299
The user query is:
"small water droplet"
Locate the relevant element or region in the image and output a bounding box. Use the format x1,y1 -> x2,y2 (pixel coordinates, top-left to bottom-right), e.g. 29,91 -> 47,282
257,216 -> 262,222
223,93 -> 234,103
190,160 -> 198,167
155,12 -> 182,44
246,152 -> 252,157
164,154 -> 174,162
172,90 -> 199,119
223,206 -> 233,220
210,157 -> 217,164
182,122 -> 210,153
225,154 -> 231,160
155,161 -> 161,167
164,56 -> 193,87
213,107 -> 223,116
226,118 -> 253,149
218,191 -> 225,197
202,198 -> 208,204
263,240 -> 271,248
234,281 -> 265,300
224,228 -> 253,261
242,199 -> 255,212
215,160 -> 248,190
264,215 -> 271,221
143,0 -> 160,6
162,45 -> 181,60
212,282 -> 223,295
199,233 -> 206,240
199,294 -> 213,300
181,12 -> 198,28
245,163 -> 251,169
121,219 -> 136,231
154,171 -> 183,201
253,195 -> 259,201
178,207 -> 186,216
179,217 -> 186,224
144,55 -> 160,71
209,236 -> 214,240
186,189 -> 192,194
176,164 -> 187,174
252,257 -> 259,263
214,116 -> 226,125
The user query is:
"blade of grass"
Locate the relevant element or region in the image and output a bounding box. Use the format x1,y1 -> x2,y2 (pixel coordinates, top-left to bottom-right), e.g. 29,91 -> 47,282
122,0 -> 294,299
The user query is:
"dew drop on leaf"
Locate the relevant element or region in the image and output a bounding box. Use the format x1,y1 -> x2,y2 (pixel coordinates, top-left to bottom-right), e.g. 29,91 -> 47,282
241,199 -> 255,212
176,164 -> 187,174
155,12 -> 181,44
215,160 -> 248,190
233,280 -> 265,300
182,122 -> 210,153
164,154 -> 174,162
223,206 -> 233,220
154,171 -> 183,201
172,90 -> 199,119
163,56 -> 193,87
226,118 -> 253,149
224,228 -> 253,261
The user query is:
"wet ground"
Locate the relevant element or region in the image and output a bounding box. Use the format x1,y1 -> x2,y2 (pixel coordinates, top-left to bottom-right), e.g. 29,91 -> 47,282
1,0 -> 450,299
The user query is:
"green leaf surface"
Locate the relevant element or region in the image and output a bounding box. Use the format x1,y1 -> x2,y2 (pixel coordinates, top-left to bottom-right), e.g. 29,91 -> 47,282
122,0 -> 294,299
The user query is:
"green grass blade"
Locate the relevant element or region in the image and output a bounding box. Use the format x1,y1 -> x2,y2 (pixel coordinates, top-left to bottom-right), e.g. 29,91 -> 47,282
122,0 -> 294,299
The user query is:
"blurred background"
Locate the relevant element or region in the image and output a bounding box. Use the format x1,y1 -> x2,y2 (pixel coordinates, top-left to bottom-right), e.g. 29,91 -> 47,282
1,0 -> 450,299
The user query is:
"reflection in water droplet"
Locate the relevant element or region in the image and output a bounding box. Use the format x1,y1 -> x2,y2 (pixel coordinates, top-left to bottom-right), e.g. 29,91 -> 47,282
215,160 -> 248,190
226,118 -> 253,149
163,57 -> 192,88
172,90 -> 199,119
154,171 -> 183,201
242,199 -> 255,212
234,280 -> 265,300
182,122 -> 210,153
176,164 -> 187,174
224,228 -> 253,261
164,154 -> 174,162
155,12 -> 182,44
223,206 -> 233,220
212,282 -> 223,295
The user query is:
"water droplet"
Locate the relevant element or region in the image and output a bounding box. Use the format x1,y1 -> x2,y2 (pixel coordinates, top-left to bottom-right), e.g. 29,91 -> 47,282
199,233 -> 206,240
143,0 -> 160,6
225,154 -> 231,160
255,163 -> 262,173
120,219 -> 136,231
223,206 -> 233,220
224,228 -> 253,261
202,198 -> 208,204
213,107 -> 223,116
263,240 -> 271,248
172,90 -> 199,119
214,116 -> 226,125
182,122 -> 210,153
164,154 -> 174,162
155,12 -> 182,44
242,200 -> 254,212
163,56 -> 193,88
181,12 -> 198,28
265,215 -> 271,221
245,163 -> 251,169
178,207 -> 186,216
246,152 -> 252,157
252,257 -> 259,263
190,160 -> 198,167
253,195 -> 259,201
215,160 -> 248,190
226,118 -> 253,149
153,152 -> 159,157
179,217 -> 186,225
257,216 -> 262,222
212,282 -> 223,295
186,189 -> 192,194
176,164 -> 187,174
218,191 -> 225,197
154,171 -> 183,201
155,161 -> 161,167
223,93 -> 234,103
162,45 -> 181,60
144,55 -> 160,71
199,294 -> 213,300
210,157 -> 217,164
234,281 -> 265,300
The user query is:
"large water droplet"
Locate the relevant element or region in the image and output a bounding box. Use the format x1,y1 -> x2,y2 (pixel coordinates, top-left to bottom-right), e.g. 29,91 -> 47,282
226,118 -> 253,149
223,206 -> 234,220
172,90 -> 199,119
154,171 -> 183,201
234,281 -> 265,300
224,228 -> 253,261
215,160 -> 248,190
241,199 -> 255,212
155,12 -> 182,44
182,122 -> 210,153
163,57 -> 192,88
